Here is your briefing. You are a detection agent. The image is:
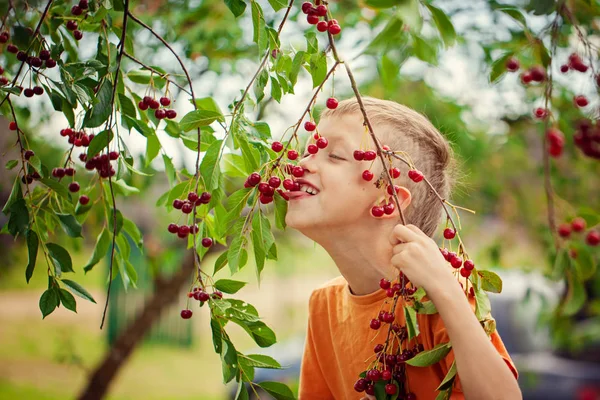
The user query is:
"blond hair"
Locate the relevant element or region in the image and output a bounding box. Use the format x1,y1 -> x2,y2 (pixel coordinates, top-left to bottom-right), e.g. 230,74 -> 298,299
320,96 -> 459,237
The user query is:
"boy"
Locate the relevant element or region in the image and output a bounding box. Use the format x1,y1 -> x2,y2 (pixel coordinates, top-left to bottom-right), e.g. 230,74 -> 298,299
285,97 -> 521,399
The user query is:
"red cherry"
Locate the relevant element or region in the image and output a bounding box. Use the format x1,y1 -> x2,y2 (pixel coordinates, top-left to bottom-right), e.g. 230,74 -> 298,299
387,185 -> 400,196
586,230 -> 600,246
66,20 -> 78,31
390,167 -> 401,178
557,223 -> 571,238
292,166 -> 304,177
307,14 -> 319,24
534,107 -> 548,119
574,95 -> 589,107
180,309 -> 192,319
560,64 -> 569,73
353,150 -> 365,160
301,1 -> 312,14
71,5 -> 83,15
464,259 -> 475,271
385,384 -> 397,395
308,144 -> 318,154
69,182 -> 80,192
316,137 -> 328,149
362,150 -> 376,161
362,170 -> 374,181
326,97 -> 338,109
24,150 -> 35,160
371,206 -> 384,217
188,192 -> 199,203
408,169 -> 423,182
45,59 -> 57,68
247,172 -> 261,186
167,223 -> 178,233
548,143 -> 563,158
159,96 -> 171,106
451,256 -> 463,269
315,4 -> 327,16
460,267 -> 471,278
365,384 -> 375,396
79,195 -> 90,205
520,72 -> 533,84
505,57 -> 519,72
571,217 -> 586,232
73,30 -> 83,41
370,319 -> 381,329
181,202 -> 193,214
283,179 -> 295,190
546,128 -> 565,147
109,151 -> 119,160
155,109 -> 166,119
259,194 -> 274,204
149,99 -> 160,109
166,109 -> 177,119
64,167 -> 75,176
530,66 -> 546,82
178,225 -> 190,236
443,228 -> 456,239
271,141 -> 283,152
316,21 -> 328,32
328,24 -> 341,35
304,121 -> 316,131
379,278 -> 391,290
287,150 -> 298,160
268,176 -> 281,188
201,237 -> 213,248
383,203 -> 395,215
9,121 -> 17,130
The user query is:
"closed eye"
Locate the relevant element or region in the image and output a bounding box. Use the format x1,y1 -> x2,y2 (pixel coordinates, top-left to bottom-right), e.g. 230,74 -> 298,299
302,153 -> 345,160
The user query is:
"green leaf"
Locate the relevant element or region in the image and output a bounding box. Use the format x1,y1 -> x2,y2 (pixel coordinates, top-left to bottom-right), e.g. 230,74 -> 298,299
40,177 -> 70,199
437,360 -> 457,391
144,133 -> 161,167
407,342 -> 451,367
235,381 -> 249,400
478,270 -> 503,293
365,0 -> 398,7
378,54 -> 400,88
87,129 -> 114,159
533,40 -> 551,68
8,198 -> 29,236
210,317 -> 223,353
258,381 -> 295,400
425,4 -> 456,48
214,250 -> 229,275
118,93 -> 136,118
572,243 -> 597,280
46,243 -> 74,274
59,288 -> 77,312
126,68 -> 167,88
411,33 -> 438,65
200,139 -> 223,191
113,179 -> 141,196
415,300 -> 438,314
251,1 -> 267,55
39,289 -> 59,318
289,51 -> 305,86
192,97 -> 225,121
252,211 -> 275,279
562,270 -> 586,316
435,387 -> 453,400
83,79 -> 113,128
215,279 -> 247,294
180,110 -> 222,132
231,319 -> 276,347
238,354 -> 255,382
404,305 -> 420,340
308,52 -> 327,88
220,338 -> 239,384
242,354 -> 282,369
267,0 -> 286,11
26,229 -> 39,283
253,69 -> 269,103
489,51 -> 515,83
123,218 -> 143,249
474,287 -> 491,320
57,213 -> 83,238
3,177 -> 23,215
162,154 -> 177,186
84,228 -> 111,272
108,208 -> 124,236
61,279 -> 97,303
28,155 -> 42,175
497,6 -> 527,28
5,159 -> 18,170
270,76 -> 282,103
273,190 -> 288,230
228,227 -> 247,274
225,0 -> 246,17
122,115 -> 154,137
305,31 -> 318,54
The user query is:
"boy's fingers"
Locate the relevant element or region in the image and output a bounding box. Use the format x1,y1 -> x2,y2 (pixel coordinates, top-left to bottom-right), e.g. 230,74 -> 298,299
389,223 -> 421,246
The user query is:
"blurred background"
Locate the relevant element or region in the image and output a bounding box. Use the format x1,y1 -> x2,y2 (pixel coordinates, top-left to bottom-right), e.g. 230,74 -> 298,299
1,0 -> 600,399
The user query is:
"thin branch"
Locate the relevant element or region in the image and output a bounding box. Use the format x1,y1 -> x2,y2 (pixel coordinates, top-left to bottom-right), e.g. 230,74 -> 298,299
122,52 -> 192,95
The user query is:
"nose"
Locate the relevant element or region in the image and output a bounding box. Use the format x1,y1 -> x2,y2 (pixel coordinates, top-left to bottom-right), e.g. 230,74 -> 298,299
297,149 -> 318,173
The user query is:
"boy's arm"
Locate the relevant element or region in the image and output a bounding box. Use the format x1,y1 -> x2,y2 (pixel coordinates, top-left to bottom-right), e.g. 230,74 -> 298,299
298,291 -> 334,400
428,281 -> 521,400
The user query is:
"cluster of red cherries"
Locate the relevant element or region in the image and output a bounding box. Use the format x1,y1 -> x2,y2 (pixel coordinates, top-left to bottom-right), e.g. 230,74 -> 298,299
439,227 -> 476,280
60,127 -> 95,147
301,1 -> 341,35
354,277 -> 423,398
573,118 -> 600,160
557,216 -> 600,250
80,150 -> 118,179
66,0 -> 90,40
137,96 -> 177,120
167,190 -> 214,244
181,287 -> 223,319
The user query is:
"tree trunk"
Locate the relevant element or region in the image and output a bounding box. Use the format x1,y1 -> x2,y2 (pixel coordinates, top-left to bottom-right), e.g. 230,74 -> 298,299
78,249 -> 198,400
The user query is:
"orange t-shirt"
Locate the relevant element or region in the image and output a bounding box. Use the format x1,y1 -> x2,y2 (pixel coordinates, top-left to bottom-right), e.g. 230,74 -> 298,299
298,276 -> 518,400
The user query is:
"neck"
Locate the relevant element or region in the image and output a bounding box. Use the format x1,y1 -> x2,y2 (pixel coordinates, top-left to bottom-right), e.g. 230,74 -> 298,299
304,219 -> 397,296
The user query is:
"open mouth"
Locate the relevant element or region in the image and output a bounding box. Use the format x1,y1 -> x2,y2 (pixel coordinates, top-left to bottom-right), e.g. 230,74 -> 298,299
298,184 -> 319,195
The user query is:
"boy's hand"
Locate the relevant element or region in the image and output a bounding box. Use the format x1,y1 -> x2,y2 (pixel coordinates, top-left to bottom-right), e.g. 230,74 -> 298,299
389,224 -> 455,295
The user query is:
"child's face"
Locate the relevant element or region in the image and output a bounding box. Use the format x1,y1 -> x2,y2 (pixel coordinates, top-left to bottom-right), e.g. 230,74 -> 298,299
285,112 -> 385,232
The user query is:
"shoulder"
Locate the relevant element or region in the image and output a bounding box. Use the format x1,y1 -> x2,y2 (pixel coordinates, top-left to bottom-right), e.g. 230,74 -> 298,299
308,275 -> 346,307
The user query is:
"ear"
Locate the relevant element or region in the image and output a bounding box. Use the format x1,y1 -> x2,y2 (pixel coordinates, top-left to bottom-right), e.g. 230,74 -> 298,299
373,186 -> 411,219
